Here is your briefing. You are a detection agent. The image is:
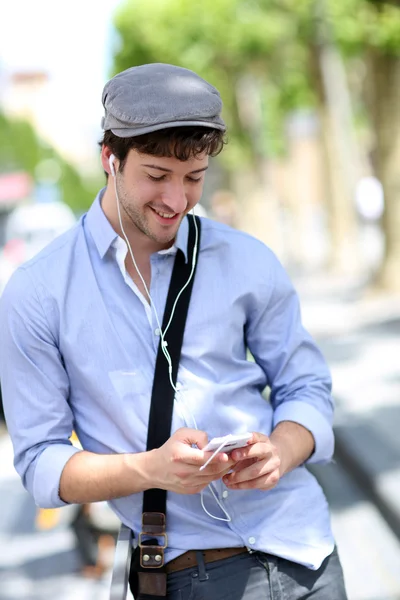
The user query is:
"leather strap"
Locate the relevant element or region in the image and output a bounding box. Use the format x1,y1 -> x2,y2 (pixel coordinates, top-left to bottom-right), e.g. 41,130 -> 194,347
137,572 -> 167,597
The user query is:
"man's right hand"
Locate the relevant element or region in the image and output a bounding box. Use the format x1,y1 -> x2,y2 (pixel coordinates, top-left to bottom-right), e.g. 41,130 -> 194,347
144,428 -> 235,495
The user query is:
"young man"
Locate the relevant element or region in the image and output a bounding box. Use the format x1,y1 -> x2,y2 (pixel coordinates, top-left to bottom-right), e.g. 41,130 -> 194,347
0,63 -> 347,599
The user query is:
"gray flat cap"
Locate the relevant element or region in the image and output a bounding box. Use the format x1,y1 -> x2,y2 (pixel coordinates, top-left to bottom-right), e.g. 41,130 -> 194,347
101,63 -> 226,137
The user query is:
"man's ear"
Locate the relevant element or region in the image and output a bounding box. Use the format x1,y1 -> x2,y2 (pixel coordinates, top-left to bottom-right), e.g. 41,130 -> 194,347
100,145 -> 115,177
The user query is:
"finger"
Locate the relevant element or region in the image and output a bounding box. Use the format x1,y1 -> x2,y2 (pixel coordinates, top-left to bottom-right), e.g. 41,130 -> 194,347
225,468 -> 280,491
174,427 -> 209,448
180,468 -> 233,491
248,432 -> 269,444
196,471 -> 231,485
231,440 -> 273,463
219,465 -> 236,478
223,457 -> 280,486
231,457 -> 258,473
198,453 -> 236,473
186,459 -> 235,484
206,451 -> 234,465
179,448 -> 233,468
172,463 -> 231,486
203,458 -> 236,476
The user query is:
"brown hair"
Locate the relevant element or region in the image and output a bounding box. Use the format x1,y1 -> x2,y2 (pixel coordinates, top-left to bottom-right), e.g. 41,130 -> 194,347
99,126 -> 226,173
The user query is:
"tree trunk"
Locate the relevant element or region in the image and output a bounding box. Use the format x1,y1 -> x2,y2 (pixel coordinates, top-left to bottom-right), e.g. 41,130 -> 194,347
234,76 -> 285,259
284,111 -> 328,271
309,45 -> 362,274
231,163 -> 285,260
367,51 -> 400,291
309,0 -> 367,274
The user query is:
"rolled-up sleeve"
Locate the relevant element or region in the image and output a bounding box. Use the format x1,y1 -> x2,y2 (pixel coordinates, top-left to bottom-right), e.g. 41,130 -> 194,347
0,267 -> 81,508
246,251 -> 334,464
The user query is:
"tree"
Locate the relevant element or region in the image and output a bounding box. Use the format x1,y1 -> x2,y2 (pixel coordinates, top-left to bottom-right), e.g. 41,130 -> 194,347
328,0 -> 400,289
112,0 -> 317,253
111,0 -> 400,285
112,0 -> 370,266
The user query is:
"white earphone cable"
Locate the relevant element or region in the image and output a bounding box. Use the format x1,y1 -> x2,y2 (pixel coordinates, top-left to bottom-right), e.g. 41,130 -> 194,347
114,177 -> 198,396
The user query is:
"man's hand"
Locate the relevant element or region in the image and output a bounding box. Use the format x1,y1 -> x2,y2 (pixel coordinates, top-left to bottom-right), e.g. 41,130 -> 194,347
222,422 -> 315,491
222,432 -> 281,491
144,428 -> 236,495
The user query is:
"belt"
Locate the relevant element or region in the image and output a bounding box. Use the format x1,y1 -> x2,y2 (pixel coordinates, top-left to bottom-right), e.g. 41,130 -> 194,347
165,547 -> 248,574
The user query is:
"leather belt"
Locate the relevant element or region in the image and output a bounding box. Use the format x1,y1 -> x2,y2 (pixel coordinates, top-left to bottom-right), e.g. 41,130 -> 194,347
165,547 -> 248,574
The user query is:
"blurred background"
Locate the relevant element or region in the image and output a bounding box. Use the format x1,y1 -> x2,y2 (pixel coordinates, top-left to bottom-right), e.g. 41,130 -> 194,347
1,1 -> 400,599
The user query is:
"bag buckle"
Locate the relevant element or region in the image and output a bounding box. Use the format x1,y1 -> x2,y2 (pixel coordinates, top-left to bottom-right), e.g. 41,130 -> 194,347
139,512 -> 168,568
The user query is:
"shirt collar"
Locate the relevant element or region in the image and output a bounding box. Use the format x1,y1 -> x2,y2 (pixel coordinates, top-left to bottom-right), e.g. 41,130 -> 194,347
85,188 -> 190,262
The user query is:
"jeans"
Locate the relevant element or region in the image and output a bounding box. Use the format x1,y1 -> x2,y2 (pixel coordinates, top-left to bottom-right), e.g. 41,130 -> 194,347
166,547 -> 348,600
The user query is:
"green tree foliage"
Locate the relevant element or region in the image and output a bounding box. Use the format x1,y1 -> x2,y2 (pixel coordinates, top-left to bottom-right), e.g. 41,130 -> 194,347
111,0 -> 400,286
112,0 -> 400,146
331,0 -> 400,55
0,111 -> 99,213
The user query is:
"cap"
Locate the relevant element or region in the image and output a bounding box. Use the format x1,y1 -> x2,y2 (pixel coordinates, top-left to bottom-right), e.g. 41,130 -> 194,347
101,63 -> 226,138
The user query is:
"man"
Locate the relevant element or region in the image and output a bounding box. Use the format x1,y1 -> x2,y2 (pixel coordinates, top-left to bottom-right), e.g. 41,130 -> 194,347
0,63 -> 347,599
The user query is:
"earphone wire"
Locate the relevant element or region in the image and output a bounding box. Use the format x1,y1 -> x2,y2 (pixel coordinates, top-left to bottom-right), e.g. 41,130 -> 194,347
112,162 -> 231,523
114,174 -> 197,392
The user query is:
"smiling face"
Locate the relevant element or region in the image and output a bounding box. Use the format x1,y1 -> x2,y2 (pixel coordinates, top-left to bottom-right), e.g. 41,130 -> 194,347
109,149 -> 208,250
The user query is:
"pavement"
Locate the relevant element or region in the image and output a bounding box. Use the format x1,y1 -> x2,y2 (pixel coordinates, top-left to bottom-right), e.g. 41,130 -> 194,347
296,273 -> 400,535
293,272 -> 400,599
0,430 -> 112,600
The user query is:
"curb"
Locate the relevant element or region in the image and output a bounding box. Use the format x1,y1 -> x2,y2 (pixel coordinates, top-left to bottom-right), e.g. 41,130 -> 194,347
334,420 -> 400,541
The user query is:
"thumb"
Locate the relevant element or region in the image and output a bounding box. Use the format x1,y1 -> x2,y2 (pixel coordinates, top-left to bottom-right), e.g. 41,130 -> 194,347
173,427 -> 208,448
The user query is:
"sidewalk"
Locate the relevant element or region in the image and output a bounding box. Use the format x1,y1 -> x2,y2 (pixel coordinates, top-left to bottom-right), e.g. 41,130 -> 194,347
0,434 -> 112,600
295,273 -> 400,541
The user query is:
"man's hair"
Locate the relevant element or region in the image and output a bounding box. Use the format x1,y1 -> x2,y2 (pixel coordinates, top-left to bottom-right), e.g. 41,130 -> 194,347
99,126 -> 226,173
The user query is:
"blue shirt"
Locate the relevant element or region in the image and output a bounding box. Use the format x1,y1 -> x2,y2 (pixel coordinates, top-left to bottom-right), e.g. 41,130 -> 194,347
0,191 -> 335,570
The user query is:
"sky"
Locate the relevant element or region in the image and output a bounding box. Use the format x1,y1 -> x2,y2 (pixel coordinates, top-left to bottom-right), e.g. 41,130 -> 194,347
0,0 -> 123,170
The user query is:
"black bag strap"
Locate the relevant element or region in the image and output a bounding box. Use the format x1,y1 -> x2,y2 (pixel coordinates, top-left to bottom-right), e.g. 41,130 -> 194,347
143,214 -> 201,514
130,215 -> 201,598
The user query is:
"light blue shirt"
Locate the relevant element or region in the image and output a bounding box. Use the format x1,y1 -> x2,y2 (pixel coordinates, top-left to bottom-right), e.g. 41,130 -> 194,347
0,191 -> 335,570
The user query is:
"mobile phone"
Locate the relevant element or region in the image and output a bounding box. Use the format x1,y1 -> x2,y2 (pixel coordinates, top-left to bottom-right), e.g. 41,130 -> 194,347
202,433 -> 252,454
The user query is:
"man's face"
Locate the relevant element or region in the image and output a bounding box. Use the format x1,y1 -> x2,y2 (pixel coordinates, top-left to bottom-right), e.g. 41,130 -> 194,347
115,149 -> 209,248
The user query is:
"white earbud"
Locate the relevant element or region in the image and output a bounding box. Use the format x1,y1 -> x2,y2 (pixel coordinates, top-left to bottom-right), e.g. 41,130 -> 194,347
109,154 -> 116,177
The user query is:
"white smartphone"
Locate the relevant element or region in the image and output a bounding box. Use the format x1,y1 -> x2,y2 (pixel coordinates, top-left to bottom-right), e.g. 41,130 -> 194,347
202,432 -> 252,454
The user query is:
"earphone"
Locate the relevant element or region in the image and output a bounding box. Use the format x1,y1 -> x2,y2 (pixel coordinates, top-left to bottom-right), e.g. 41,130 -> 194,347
109,154 -> 116,177
110,152 -> 231,523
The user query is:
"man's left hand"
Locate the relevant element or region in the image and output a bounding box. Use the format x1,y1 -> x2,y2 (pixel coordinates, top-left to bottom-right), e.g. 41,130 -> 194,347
222,432 -> 281,491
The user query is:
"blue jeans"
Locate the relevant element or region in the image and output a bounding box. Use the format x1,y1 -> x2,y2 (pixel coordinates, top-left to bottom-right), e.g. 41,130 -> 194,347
166,548 -> 348,600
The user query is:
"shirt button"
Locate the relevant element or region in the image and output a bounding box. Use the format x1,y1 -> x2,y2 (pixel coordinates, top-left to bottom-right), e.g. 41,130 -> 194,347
248,537 -> 256,545
176,382 -> 182,391
154,328 -> 161,336
222,491 -> 229,499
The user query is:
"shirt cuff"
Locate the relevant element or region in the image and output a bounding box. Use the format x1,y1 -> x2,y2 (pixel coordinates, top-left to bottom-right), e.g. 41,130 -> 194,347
272,400 -> 334,464
31,443 -> 82,508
